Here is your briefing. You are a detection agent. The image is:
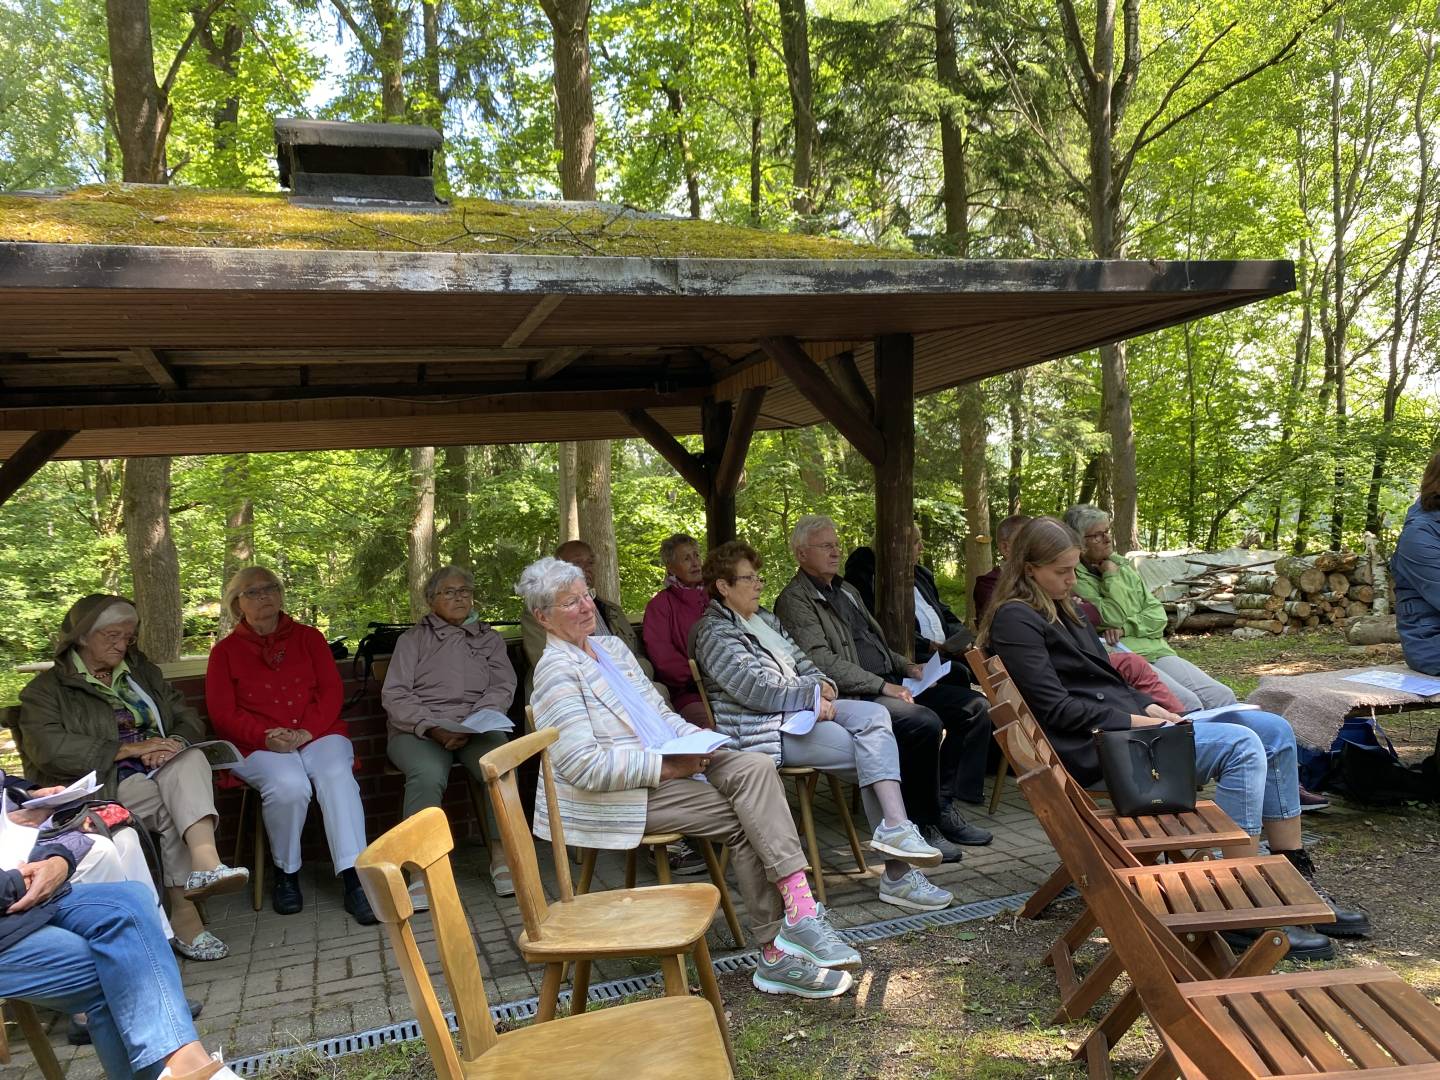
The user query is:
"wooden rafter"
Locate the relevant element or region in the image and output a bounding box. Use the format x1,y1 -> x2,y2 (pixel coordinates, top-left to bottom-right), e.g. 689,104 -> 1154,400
823,351 -> 874,420
621,408 -> 711,496
0,429 -> 76,506
531,346 -> 587,381
130,346 -> 180,388
503,293 -> 565,347
758,336 -> 885,465
714,386 -> 766,496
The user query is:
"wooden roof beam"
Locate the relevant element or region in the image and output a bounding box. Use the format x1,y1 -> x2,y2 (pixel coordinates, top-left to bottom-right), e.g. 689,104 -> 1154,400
823,350 -> 874,421
503,293 -> 564,347
0,429 -> 76,506
131,347 -> 180,389
622,407 -> 711,497
758,336 -> 885,466
531,346 -> 586,381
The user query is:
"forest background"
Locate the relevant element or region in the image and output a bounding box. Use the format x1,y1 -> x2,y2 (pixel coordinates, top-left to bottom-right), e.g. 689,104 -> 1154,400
0,0 -> 1437,702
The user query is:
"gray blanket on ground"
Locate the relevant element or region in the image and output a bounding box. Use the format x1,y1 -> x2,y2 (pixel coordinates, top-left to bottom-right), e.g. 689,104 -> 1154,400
1248,663 -> 1440,751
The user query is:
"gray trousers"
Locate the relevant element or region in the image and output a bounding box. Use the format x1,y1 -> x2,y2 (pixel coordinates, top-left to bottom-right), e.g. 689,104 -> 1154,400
779,698 -> 898,832
1151,654 -> 1238,712
387,729 -> 510,820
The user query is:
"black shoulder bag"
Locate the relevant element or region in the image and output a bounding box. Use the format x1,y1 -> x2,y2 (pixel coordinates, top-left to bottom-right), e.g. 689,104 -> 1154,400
1093,721 -> 1197,816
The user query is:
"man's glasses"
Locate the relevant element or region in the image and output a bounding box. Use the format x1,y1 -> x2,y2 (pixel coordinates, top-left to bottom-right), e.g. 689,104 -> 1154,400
807,542 -> 841,553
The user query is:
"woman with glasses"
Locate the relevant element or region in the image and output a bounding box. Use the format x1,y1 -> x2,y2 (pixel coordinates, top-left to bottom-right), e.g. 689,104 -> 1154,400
1064,503 -> 1237,712
17,594 -> 248,961
382,565 -> 516,900
692,541 -> 953,913
206,567 -> 375,925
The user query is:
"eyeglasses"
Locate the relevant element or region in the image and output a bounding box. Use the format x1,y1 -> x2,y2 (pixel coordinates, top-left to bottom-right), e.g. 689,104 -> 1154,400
241,583 -> 282,601
733,574 -> 765,586
807,542 -> 841,553
554,588 -> 597,613
436,587 -> 473,601
93,627 -> 137,646
1084,531 -> 1113,543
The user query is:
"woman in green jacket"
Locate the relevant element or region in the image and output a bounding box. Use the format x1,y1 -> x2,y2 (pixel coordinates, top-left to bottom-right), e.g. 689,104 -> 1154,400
16,594 -> 249,960
1064,505 -> 1237,712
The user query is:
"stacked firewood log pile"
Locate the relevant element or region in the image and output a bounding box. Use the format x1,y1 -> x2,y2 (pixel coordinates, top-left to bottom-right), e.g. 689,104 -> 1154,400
1157,538 -> 1389,640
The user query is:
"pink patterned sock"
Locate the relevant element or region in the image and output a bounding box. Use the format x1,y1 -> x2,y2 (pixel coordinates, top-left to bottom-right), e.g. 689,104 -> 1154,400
761,941 -> 785,964
778,870 -> 818,924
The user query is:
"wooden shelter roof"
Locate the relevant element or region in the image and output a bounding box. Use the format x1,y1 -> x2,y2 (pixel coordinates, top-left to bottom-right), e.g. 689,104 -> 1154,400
0,186 -> 1295,462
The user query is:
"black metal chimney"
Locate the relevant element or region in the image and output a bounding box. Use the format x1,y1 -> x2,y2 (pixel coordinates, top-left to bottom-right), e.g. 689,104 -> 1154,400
274,118 -> 443,208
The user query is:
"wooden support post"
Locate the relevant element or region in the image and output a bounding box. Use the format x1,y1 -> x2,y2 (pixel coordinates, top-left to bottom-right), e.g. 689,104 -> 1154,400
0,430 -> 76,507
873,334 -> 915,651
702,397 -> 736,547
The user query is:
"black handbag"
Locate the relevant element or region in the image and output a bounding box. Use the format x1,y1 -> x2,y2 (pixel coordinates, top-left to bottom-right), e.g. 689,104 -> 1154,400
1093,722 -> 1197,816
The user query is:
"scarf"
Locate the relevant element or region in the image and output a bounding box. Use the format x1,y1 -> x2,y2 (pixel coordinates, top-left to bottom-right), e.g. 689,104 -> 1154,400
664,574 -> 705,593
69,651 -> 163,740
232,612 -> 298,670
739,610 -> 800,679
590,643 -> 675,750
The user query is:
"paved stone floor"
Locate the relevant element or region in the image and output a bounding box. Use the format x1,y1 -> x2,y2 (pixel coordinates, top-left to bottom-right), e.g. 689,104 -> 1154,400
2,781 -> 1060,1078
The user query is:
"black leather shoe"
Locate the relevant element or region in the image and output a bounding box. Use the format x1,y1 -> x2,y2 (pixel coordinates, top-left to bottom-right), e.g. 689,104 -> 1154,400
938,800 -> 993,846
920,824 -> 964,863
341,868 -> 379,926
272,868 -> 303,915
1220,924 -> 1334,962
1278,848 -> 1372,938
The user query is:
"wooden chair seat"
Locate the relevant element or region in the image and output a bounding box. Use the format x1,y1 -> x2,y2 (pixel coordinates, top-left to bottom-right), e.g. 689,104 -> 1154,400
1097,802 -> 1252,854
450,995 -> 730,1080
517,883 -> 723,959
1118,856 -> 1331,934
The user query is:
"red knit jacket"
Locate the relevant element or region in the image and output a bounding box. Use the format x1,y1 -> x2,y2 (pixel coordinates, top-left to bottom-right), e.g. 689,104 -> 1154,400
205,615 -> 347,758
641,579 -> 709,710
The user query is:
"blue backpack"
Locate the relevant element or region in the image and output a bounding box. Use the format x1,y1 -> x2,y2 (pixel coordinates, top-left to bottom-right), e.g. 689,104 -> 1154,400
1310,714 -> 1437,806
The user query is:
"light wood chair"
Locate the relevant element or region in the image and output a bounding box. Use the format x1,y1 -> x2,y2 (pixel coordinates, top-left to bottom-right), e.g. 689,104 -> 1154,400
355,807 -> 732,1080
688,658 -> 870,905
965,648 -> 1253,918
478,728 -> 735,1069
1019,759 -> 1440,1080
0,999 -> 63,1080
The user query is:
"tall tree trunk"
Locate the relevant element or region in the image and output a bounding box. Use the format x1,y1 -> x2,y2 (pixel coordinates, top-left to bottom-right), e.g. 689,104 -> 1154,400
955,384 -> 992,623
1326,15 -> 1348,552
662,84 -> 701,219
421,0 -> 448,186
218,455 -> 253,637
408,447 -> 437,618
575,441 -> 622,603
742,0 -> 762,225
777,0 -> 816,220
194,10 -> 243,186
123,458 -> 183,661
540,0 -> 596,201
1006,370 -> 1025,513
106,0 -> 168,182
375,0 -> 407,121
439,445 -> 471,566
557,442 -> 580,541
1183,321 -> 1199,545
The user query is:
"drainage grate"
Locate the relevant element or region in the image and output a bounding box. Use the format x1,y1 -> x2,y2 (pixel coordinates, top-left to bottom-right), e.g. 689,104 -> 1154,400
226,884 -> 1067,1075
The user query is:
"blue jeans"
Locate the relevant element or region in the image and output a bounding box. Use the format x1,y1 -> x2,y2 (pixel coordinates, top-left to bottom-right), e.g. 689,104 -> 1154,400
0,881 -> 197,1079
1191,709 -> 1300,834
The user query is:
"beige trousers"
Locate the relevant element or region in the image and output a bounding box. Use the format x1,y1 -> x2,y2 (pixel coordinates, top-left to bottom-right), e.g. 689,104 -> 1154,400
645,749 -> 806,944
116,746 -> 218,887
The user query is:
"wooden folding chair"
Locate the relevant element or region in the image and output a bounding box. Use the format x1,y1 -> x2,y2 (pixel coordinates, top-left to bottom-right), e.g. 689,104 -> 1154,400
0,999 -> 63,1080
478,729 -> 735,1068
688,657 -> 870,904
967,648 -> 1253,918
355,807 -> 731,1080
1019,761 -> 1440,1080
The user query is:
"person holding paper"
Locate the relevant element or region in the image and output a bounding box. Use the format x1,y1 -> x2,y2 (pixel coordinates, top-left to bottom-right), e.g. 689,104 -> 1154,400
383,565 -> 516,900
693,542 -> 953,913
17,594 -> 246,961
1392,450 -> 1440,675
207,567 -> 375,925
774,515 -> 993,856
521,555 -> 861,1000
980,517 -> 1368,942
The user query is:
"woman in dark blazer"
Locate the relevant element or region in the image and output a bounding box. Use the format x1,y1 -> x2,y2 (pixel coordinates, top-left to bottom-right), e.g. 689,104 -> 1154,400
978,517 -> 1366,939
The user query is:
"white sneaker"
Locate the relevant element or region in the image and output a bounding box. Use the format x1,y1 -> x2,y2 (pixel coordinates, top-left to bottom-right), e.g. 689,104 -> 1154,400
869,820 -> 944,867
157,1051 -> 241,1080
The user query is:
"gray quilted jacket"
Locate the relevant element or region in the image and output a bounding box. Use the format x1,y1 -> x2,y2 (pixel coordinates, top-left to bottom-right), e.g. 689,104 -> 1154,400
690,601 -> 836,763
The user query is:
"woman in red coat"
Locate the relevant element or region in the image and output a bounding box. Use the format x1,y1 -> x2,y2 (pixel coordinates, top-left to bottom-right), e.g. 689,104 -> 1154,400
206,567 -> 375,924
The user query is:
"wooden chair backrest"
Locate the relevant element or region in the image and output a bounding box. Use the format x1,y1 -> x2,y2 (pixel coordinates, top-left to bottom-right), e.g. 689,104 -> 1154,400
478,727 -> 574,941
688,658 -> 718,727
1016,765 -> 1253,1078
355,807 -> 497,1078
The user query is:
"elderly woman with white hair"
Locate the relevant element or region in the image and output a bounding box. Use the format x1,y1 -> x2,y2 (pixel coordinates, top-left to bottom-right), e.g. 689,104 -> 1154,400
206,567 -> 375,925
383,564 -> 516,900
17,594 -> 247,961
523,555 -> 861,1000
1064,504 -> 1237,712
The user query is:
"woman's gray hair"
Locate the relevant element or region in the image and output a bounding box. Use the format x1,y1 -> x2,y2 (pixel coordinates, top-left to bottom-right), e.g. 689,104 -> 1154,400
658,533 -> 698,567
790,513 -> 837,557
222,566 -> 284,618
424,565 -> 475,603
1063,504 -> 1112,539
516,557 -> 586,614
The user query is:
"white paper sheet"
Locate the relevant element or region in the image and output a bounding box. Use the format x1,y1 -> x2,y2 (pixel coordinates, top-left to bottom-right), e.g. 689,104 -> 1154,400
428,709 -> 516,736
658,730 -> 729,756
16,771 -> 100,810
780,685 -> 823,736
1341,669 -> 1440,697
902,651 -> 951,696
0,793 -> 41,872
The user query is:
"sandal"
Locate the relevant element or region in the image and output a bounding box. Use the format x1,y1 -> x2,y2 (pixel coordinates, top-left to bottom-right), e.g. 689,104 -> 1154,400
490,863 -> 514,898
171,930 -> 229,961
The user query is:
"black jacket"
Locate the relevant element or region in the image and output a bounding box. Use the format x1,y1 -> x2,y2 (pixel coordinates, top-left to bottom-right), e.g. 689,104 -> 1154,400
987,600 -> 1153,787
0,771 -> 77,955
842,549 -> 973,661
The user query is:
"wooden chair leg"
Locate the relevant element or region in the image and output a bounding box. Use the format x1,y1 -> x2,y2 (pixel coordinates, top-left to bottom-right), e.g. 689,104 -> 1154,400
653,843 -> 672,885
12,1001 -> 63,1080
464,773 -> 491,851
692,936 -> 737,1072
0,1001 -> 10,1065
699,839 -> 745,947
536,963 -> 564,1023
794,773 -> 827,905
624,848 -> 638,890
251,795 -> 266,913
659,953 -> 688,996
989,757 -> 1009,815
576,848 -> 597,895
569,959 -> 592,1016
827,775 -> 870,874
1021,864 -> 1071,919
232,788 -> 248,867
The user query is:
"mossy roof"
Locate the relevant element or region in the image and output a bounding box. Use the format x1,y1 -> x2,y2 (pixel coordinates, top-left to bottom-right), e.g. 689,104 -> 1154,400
0,184 -> 908,260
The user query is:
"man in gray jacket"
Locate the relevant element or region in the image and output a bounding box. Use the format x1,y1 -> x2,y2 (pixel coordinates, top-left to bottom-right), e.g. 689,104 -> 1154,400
774,515 -> 993,857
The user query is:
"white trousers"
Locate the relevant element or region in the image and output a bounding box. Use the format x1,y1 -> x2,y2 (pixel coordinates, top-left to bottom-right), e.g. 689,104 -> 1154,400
73,830 -> 173,939
229,733 -> 368,874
